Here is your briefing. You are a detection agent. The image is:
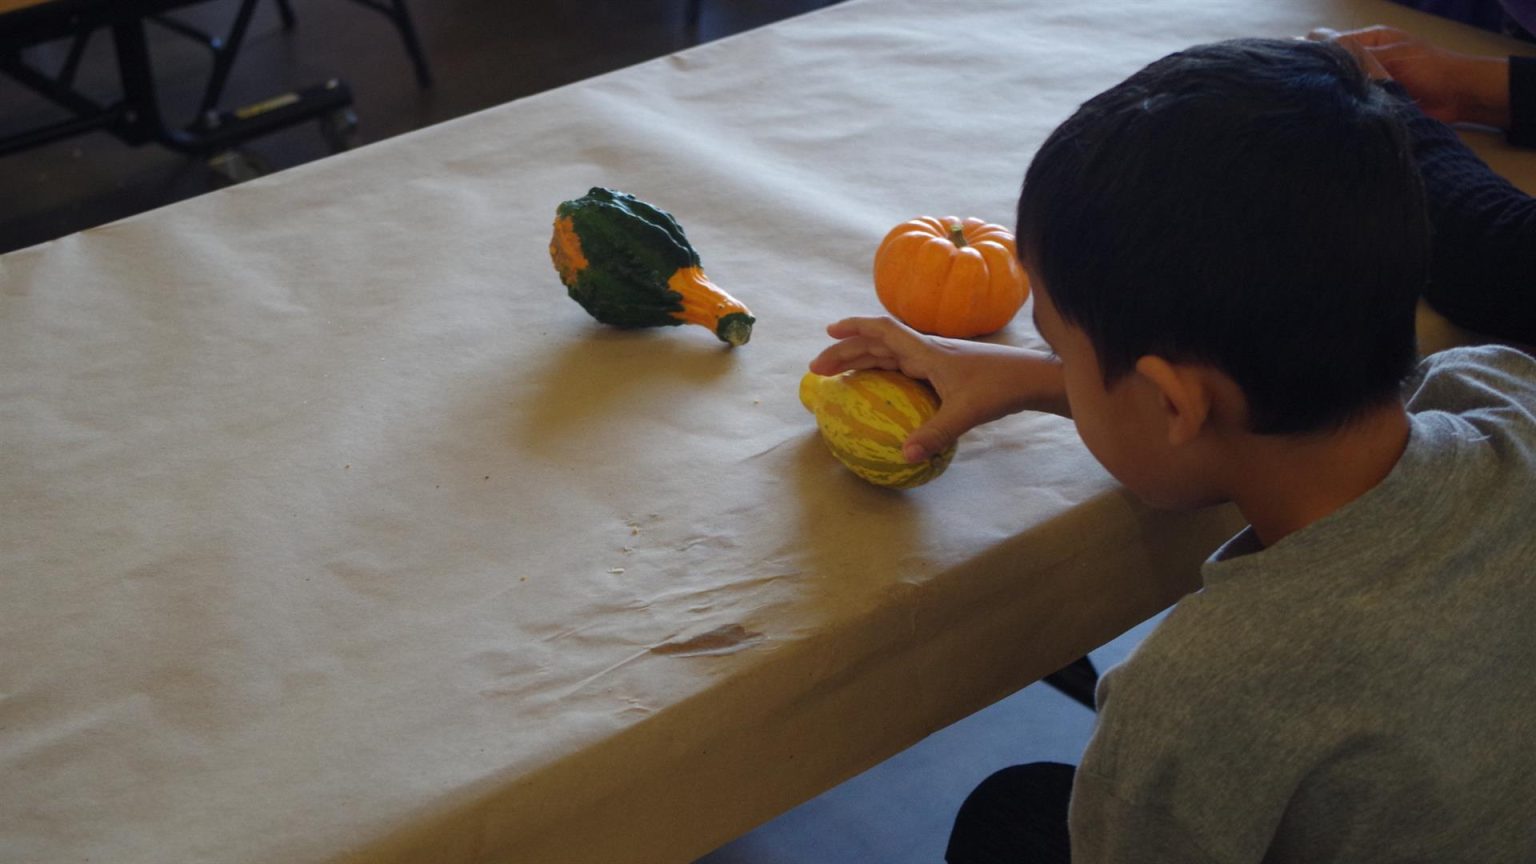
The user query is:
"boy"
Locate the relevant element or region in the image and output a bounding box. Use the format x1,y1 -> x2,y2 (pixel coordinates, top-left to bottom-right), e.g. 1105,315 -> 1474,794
810,38 -> 1536,862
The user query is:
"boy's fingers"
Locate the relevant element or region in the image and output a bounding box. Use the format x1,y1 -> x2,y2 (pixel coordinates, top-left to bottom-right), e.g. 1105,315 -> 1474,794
808,350 -> 898,375
826,315 -> 925,346
807,336 -> 895,375
902,403 -> 978,463
825,316 -> 894,339
904,422 -> 961,464
812,316 -> 935,375
902,427 -> 946,464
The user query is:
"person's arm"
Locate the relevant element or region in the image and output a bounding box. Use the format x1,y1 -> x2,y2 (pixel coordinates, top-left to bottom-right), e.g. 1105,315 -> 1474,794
1402,344 -> 1536,414
1508,55 -> 1536,145
1332,25 -> 1536,148
1389,82 -> 1536,343
1325,27 -> 1536,343
807,315 -> 1068,462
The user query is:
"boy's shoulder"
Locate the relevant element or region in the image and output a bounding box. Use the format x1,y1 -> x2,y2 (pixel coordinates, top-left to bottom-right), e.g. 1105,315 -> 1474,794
1407,344 -> 1536,422
1094,336 -> 1536,744
1089,344 -> 1536,717
1403,345 -> 1536,493
1097,337 -> 1536,732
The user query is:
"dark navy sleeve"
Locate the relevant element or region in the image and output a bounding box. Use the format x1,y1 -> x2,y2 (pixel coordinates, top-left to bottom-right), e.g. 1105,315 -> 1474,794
1507,55 -> 1536,148
1383,81 -> 1536,344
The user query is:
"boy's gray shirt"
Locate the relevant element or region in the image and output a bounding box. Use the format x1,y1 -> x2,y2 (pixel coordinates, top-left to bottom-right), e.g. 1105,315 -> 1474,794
1069,345 -> 1536,863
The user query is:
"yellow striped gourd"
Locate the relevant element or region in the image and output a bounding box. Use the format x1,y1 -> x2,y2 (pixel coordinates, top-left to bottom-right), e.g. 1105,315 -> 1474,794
799,369 -> 955,489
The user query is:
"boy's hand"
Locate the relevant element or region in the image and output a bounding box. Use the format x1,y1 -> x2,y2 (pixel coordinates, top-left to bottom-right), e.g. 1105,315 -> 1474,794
807,316 -> 1068,463
1318,26 -> 1510,128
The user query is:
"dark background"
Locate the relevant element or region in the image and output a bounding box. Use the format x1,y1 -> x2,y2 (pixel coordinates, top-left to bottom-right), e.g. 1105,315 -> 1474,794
0,0 -> 840,254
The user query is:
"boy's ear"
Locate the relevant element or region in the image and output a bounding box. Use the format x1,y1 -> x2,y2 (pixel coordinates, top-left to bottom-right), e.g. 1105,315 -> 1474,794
1134,355 -> 1213,446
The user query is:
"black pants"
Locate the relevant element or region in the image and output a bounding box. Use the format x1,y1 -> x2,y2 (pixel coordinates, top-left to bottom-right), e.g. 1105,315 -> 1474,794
945,762 -> 1075,864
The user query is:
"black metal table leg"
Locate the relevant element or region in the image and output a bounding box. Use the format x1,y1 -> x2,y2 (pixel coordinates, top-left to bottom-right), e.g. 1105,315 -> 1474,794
109,16 -> 169,147
1042,655 -> 1100,712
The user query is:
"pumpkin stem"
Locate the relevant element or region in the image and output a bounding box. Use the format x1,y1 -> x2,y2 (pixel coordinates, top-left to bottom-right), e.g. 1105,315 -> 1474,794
948,224 -> 968,248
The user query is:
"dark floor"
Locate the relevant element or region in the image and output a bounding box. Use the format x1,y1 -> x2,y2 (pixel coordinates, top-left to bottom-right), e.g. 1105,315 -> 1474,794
0,0 -> 840,254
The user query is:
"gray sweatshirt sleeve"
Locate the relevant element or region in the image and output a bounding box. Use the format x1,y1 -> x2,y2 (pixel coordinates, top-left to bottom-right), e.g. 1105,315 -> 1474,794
1070,768 -> 1225,864
1404,346 -> 1536,419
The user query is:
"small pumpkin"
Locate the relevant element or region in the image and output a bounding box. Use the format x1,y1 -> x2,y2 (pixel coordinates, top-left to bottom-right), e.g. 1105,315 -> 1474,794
799,369 -> 955,489
873,216 -> 1028,338
550,187 -> 755,346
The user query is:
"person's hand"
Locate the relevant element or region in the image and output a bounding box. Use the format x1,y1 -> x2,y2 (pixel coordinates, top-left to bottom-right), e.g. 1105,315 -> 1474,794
807,316 -> 1068,462
1318,25 -> 1510,128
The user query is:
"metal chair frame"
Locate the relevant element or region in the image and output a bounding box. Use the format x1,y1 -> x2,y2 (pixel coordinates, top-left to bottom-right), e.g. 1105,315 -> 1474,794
0,0 -> 354,158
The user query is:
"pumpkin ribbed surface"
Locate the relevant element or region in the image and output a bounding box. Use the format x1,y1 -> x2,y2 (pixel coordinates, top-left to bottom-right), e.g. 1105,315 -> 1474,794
873,216 -> 1028,338
799,369 -> 955,489
550,188 -> 754,346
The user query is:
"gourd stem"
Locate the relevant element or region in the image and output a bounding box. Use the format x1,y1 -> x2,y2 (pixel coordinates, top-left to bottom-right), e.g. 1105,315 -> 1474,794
716,312 -> 754,347
948,224 -> 968,248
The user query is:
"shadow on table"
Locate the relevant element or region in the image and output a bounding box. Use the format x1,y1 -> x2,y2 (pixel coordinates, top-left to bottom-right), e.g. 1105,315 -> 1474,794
779,428 -> 930,611
509,324 -> 743,456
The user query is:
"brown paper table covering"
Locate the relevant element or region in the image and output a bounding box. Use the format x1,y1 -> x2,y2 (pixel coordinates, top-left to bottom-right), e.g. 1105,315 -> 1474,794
2,1 -> 1529,861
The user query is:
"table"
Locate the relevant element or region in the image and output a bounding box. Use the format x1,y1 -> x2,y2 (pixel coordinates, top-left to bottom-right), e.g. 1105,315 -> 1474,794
2,1 -> 1528,862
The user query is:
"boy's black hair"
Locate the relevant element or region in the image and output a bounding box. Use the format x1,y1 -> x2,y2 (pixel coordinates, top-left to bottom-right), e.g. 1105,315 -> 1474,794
1017,38 -> 1427,434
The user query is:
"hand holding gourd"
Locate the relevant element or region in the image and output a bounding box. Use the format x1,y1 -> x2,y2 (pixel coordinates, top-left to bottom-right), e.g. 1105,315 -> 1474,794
799,369 -> 956,488
808,316 -> 1069,462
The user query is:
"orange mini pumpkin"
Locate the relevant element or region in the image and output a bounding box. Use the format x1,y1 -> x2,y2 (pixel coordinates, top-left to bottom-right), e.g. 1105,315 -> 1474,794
873,216 -> 1029,338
